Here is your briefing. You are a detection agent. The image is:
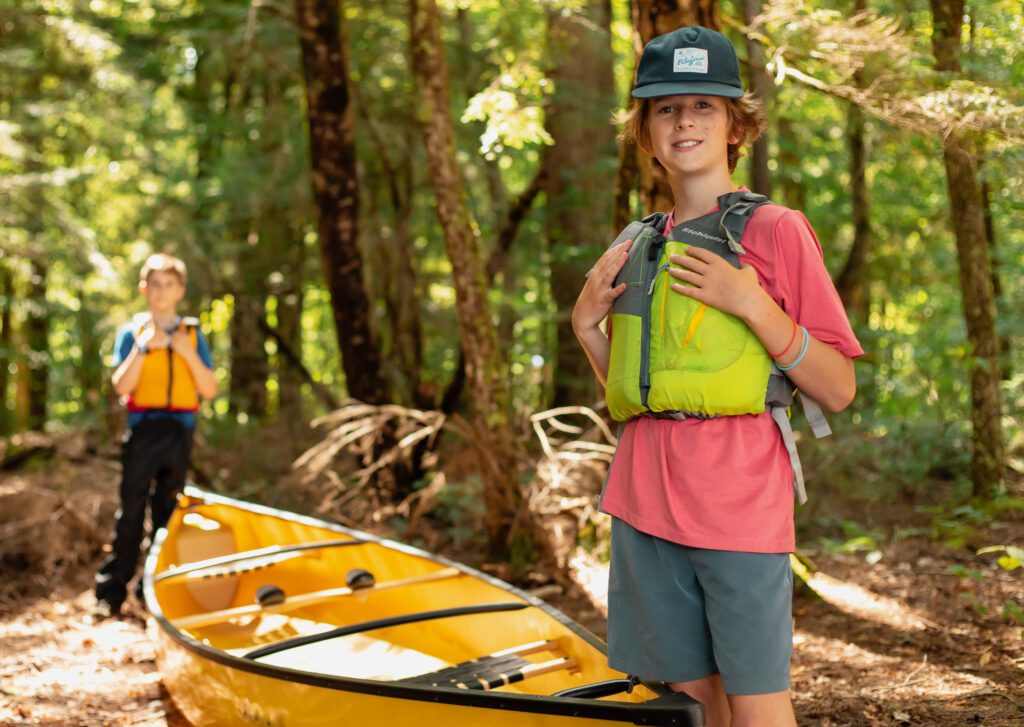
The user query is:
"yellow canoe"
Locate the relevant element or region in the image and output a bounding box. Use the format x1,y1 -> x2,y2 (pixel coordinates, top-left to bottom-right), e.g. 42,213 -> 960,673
144,486 -> 703,726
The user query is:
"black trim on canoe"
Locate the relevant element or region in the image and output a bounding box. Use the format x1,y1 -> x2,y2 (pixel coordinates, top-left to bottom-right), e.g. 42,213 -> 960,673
154,538 -> 365,583
553,679 -> 634,700
144,487 -> 704,727
245,602 -> 529,660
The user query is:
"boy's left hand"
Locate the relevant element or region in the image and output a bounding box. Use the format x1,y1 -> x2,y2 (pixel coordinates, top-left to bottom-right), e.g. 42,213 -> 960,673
667,248 -> 767,322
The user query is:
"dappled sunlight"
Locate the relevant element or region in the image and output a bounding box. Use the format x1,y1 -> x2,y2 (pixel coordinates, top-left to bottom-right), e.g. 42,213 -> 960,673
806,571 -> 934,632
0,589 -> 174,725
793,630 -> 998,701
569,548 -> 610,617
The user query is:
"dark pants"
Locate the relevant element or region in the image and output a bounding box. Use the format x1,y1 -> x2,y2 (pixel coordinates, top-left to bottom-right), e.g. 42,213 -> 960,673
95,418 -> 193,608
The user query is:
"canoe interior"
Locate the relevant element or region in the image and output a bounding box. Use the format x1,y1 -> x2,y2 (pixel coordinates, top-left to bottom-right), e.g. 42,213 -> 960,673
152,492 -> 660,704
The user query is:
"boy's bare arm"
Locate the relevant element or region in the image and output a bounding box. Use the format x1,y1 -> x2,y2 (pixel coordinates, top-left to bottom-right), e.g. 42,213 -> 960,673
170,329 -> 218,399
573,326 -> 612,388
572,240 -> 634,387
112,348 -> 146,396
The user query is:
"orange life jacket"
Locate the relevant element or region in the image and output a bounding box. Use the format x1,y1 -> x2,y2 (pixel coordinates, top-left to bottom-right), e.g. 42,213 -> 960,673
127,317 -> 201,412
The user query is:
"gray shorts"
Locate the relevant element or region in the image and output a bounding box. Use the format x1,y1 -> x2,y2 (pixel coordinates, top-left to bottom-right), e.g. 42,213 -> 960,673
606,517 -> 793,695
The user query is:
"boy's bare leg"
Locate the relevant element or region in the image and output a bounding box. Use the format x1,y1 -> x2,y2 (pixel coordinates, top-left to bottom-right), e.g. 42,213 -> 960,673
669,675 -> 731,727
727,691 -> 797,727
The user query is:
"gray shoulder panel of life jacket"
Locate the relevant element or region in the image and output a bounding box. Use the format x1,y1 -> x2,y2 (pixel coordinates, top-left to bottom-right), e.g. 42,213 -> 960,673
717,191 -> 769,256
587,218 -> 663,279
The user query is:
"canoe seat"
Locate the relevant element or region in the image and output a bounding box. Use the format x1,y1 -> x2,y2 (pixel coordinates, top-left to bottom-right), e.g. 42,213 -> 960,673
400,641 -> 575,691
401,653 -> 535,690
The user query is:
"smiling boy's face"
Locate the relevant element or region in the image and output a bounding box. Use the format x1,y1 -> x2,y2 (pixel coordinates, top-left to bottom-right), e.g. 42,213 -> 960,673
646,94 -> 743,180
140,270 -> 185,315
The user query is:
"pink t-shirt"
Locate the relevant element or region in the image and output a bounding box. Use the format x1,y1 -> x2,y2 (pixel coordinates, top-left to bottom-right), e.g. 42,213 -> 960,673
599,190 -> 864,553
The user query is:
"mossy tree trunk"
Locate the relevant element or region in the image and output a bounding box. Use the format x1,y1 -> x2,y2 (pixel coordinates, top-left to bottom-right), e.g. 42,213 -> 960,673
409,0 -> 522,549
929,0 -> 1005,496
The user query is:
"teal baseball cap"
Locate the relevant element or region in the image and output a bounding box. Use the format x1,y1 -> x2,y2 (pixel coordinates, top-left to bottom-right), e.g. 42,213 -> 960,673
632,26 -> 744,99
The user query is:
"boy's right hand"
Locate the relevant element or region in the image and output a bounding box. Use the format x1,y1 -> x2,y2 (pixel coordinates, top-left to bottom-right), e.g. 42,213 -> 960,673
571,239 -> 633,336
136,326 -> 170,352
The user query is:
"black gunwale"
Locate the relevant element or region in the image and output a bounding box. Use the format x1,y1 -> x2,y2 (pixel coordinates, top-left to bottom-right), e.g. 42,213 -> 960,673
244,601 -> 529,660
144,486 -> 704,726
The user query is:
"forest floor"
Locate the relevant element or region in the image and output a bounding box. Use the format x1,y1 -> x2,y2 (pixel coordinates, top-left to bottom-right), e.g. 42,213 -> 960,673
1,432 -> 1022,726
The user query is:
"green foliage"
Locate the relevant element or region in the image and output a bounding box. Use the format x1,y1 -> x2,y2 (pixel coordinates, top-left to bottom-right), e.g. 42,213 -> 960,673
814,518 -> 884,563
1,0 -> 1022,541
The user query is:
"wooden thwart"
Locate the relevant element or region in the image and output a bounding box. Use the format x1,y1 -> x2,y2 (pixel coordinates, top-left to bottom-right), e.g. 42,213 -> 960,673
172,567 -> 464,630
155,538 -> 366,584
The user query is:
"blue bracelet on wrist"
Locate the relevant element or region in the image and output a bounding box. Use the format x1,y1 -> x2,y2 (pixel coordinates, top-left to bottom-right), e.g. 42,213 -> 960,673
776,326 -> 809,372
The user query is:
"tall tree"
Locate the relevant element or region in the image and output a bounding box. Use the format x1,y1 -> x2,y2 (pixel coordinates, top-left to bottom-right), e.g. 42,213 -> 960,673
294,0 -> 386,405
928,0 -> 1004,495
979,175 -> 1009,381
409,0 -> 522,548
740,0 -> 772,196
0,264 -> 13,434
543,0 -> 617,407
26,259 -> 48,431
835,0 -> 872,318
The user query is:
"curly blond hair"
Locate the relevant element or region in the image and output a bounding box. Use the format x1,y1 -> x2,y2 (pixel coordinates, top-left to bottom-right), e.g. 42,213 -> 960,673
616,93 -> 766,178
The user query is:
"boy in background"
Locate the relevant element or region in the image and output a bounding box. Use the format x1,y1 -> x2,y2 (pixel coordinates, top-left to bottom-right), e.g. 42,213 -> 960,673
94,253 -> 217,617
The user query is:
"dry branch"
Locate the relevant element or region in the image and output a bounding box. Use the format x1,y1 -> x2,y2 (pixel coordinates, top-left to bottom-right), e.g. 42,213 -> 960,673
728,1 -> 1024,150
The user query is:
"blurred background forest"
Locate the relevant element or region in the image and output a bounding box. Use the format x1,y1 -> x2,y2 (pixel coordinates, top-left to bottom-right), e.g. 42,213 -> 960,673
2,0 -> 1023,568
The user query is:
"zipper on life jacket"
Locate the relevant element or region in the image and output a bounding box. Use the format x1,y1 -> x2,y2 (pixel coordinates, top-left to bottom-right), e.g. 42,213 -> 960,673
166,344 -> 174,408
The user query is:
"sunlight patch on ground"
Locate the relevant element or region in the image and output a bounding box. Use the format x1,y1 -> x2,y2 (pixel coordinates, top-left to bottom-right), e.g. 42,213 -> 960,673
793,630 -> 995,700
569,549 -> 609,617
806,571 -> 935,631
0,589 -> 169,726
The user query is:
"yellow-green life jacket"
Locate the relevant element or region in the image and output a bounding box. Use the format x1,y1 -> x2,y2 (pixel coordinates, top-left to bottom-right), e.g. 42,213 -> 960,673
603,191 -> 830,503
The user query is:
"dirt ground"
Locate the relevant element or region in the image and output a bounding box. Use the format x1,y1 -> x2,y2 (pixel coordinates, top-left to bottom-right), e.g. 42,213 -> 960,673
1,436 -> 1022,726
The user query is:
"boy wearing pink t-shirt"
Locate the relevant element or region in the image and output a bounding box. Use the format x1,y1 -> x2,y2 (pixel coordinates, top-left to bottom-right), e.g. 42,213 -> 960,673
573,27 -> 862,727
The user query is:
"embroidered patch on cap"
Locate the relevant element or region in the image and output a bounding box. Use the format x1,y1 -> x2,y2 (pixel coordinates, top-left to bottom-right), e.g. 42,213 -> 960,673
673,47 -> 709,73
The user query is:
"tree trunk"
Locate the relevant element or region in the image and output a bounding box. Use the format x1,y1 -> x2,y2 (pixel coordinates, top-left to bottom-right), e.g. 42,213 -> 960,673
544,0 -> 617,407
835,0 -> 871,318
409,0 -> 522,548
980,176 -> 1009,381
740,0 -> 771,196
77,284 -> 102,415
835,103 -> 871,317
229,284 -> 269,418
275,237 -> 307,424
929,0 -> 1004,496
632,0 -> 719,215
613,136 -> 640,232
776,116 -> 806,211
0,265 -> 12,434
26,260 -> 47,431
294,0 -> 386,405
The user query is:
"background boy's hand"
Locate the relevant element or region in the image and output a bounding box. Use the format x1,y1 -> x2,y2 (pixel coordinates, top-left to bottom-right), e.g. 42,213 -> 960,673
169,328 -> 192,354
572,240 -> 633,335
667,247 -> 768,322
136,326 -> 169,351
